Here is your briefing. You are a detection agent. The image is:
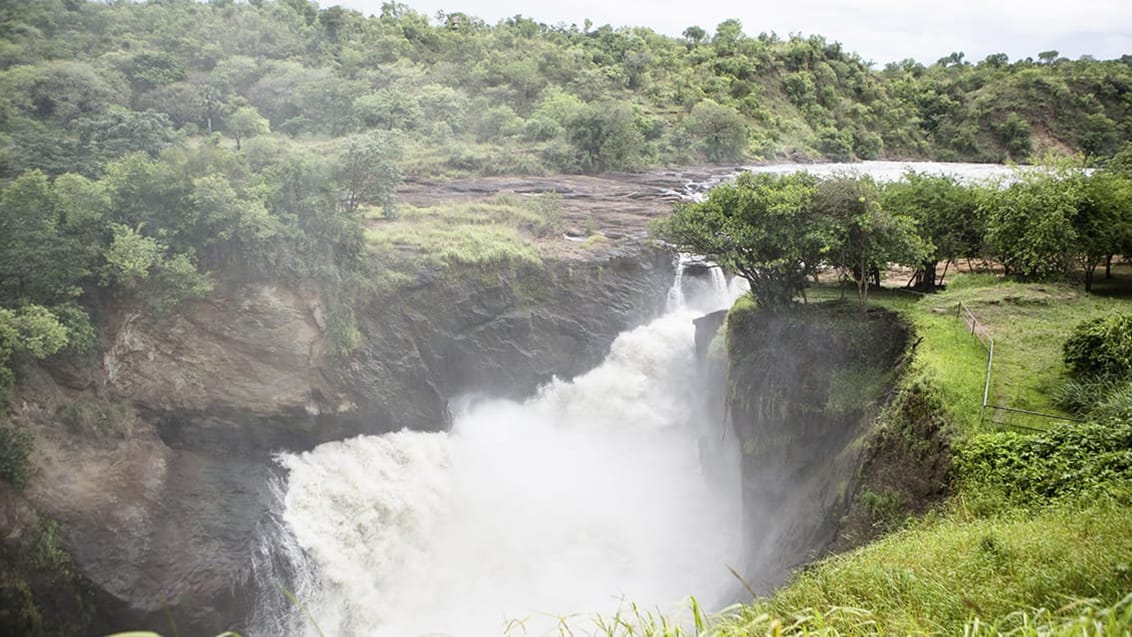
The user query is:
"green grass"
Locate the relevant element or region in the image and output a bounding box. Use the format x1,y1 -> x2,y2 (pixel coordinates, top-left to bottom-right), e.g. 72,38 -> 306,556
824,272 -> 1130,433
902,308 -> 990,434
363,196 -> 557,274
908,274 -> 1127,431
748,500 -> 1132,635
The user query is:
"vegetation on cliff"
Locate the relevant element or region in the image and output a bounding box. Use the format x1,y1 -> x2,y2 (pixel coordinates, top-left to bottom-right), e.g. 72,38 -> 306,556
652,145 -> 1132,632
3,0 -> 1132,422
1,0 -> 1131,632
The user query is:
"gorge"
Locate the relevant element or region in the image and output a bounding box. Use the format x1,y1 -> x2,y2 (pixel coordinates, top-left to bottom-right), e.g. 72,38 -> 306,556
3,162 -> 1008,636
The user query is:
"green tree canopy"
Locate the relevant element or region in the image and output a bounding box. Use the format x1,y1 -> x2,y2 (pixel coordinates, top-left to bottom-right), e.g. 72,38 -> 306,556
819,175 -> 926,310
652,171 -> 824,308
883,171 -> 982,290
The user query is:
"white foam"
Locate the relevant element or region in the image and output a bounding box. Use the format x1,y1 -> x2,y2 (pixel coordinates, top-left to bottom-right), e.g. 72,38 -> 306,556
269,264 -> 744,637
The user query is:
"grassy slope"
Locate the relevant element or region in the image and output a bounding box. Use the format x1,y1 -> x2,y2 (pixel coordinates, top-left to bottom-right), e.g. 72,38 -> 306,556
709,272 -> 1132,635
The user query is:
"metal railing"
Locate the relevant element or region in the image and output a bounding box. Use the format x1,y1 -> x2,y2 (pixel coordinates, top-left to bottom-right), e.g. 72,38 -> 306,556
956,301 -> 1080,430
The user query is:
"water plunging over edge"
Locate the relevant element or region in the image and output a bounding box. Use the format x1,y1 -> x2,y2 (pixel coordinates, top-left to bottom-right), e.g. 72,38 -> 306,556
250,255 -> 746,637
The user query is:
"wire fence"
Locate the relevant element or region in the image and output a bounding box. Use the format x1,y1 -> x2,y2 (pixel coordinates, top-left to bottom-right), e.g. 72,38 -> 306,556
955,301 -> 1080,431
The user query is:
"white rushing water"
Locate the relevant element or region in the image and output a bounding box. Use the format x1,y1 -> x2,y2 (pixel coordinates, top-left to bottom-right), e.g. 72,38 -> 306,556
264,258 -> 744,637
745,159 -> 1021,183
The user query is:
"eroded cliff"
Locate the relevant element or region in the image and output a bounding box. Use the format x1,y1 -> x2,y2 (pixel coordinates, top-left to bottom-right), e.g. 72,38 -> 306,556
2,242 -> 673,636
725,301 -> 913,589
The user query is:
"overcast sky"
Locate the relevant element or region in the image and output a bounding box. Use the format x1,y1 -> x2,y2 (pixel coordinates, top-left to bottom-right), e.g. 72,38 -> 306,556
332,0 -> 1132,65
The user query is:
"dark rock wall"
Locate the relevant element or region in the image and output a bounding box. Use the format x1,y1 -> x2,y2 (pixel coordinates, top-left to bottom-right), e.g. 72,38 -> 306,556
347,243 -> 675,433
725,303 -> 909,591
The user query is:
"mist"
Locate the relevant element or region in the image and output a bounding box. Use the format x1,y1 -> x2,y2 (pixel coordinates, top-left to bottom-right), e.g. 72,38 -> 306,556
265,264 -> 744,636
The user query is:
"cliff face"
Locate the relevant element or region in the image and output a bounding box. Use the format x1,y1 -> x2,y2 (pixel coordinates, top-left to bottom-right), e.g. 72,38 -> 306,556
2,242 -> 674,636
725,302 -> 910,589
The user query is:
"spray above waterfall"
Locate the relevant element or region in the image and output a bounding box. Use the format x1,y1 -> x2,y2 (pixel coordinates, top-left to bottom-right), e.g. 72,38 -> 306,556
256,256 -> 746,637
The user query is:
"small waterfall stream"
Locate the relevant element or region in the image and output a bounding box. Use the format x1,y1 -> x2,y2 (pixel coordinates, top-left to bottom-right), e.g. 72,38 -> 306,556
253,257 -> 745,637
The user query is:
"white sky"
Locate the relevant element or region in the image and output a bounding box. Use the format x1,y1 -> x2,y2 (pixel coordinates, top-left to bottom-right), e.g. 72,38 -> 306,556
332,0 -> 1132,65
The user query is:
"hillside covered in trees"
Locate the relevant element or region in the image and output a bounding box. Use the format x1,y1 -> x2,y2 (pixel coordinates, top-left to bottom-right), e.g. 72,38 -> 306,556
3,0 -> 1132,180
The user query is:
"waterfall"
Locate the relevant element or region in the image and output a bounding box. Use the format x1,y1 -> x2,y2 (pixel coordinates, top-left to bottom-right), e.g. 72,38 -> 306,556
253,261 -> 745,637
666,254 -> 686,311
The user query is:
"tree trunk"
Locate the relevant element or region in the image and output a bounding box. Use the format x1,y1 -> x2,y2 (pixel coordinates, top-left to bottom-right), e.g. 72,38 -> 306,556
1105,254 -> 1113,279
858,255 -> 869,315
917,260 -> 938,291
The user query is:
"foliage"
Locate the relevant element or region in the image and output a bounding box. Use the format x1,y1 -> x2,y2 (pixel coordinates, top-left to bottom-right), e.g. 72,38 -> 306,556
0,0 -> 1130,179
682,100 -> 748,163
980,167 -> 1080,278
0,425 -> 34,489
739,502 -> 1132,635
566,101 -> 647,173
882,171 -> 982,289
652,171 -> 824,308
818,175 -> 925,310
0,304 -> 70,403
225,105 -> 269,150
996,112 -> 1033,161
1062,313 -> 1132,381
956,421 -> 1132,508
710,273 -> 1130,637
0,518 -> 95,636
336,130 -> 403,218
1074,170 -> 1132,290
0,170 -> 89,304
656,171 -> 933,311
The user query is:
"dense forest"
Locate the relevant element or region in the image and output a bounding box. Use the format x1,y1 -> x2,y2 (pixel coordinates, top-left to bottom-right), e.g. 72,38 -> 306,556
4,0 -> 1132,177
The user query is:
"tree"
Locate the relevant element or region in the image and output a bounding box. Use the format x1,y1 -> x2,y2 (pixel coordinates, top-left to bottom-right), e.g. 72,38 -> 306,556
652,171 -> 825,309
76,107 -> 177,168
883,171 -> 981,290
981,168 -> 1079,278
1105,141 -> 1132,176
100,224 -> 211,312
819,175 -> 925,311
0,304 -> 70,403
0,171 -> 89,304
682,26 -> 706,46
226,105 -> 269,150
566,102 -> 646,173
336,130 -> 402,218
1075,171 -> 1132,291
684,99 -> 748,163
996,112 -> 1032,161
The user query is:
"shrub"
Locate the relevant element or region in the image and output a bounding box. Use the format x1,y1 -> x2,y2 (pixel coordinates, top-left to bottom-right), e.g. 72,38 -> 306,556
956,420 -> 1132,508
1063,314 -> 1132,380
0,425 -> 34,489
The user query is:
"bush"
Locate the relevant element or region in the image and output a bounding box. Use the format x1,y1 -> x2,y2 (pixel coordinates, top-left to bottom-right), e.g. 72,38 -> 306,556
1063,314 -> 1132,380
956,421 -> 1132,508
0,425 -> 34,489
